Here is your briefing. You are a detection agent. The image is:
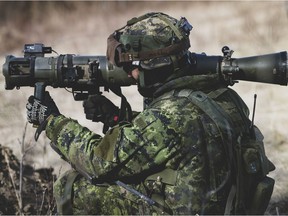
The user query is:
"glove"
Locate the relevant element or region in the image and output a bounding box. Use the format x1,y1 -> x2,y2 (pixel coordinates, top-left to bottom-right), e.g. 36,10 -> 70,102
83,94 -> 119,128
26,91 -> 60,126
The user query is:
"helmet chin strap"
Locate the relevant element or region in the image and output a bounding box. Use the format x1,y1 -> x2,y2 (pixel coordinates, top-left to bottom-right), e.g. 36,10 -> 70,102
137,70 -> 163,98
138,70 -> 145,89
138,70 -> 151,97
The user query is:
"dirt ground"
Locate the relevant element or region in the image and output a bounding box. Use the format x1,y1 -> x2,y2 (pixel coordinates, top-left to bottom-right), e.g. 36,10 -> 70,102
0,144 -> 56,215
0,1 -> 288,215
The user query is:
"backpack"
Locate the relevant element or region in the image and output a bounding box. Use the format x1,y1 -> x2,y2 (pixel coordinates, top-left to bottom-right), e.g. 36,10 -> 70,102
174,87 -> 275,214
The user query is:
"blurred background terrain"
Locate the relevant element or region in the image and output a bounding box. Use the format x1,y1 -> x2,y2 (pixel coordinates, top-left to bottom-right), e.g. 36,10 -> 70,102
0,1 -> 288,214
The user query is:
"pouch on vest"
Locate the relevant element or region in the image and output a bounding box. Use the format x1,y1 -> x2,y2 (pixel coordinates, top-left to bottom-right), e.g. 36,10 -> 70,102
248,176 -> 275,215
241,137 -> 275,177
238,127 -> 275,214
144,168 -> 177,214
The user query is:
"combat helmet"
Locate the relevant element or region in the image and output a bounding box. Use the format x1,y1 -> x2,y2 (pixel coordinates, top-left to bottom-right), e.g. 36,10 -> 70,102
107,12 -> 192,97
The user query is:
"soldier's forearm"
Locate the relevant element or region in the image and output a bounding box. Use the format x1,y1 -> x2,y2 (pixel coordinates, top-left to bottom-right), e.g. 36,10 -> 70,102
46,115 -> 127,181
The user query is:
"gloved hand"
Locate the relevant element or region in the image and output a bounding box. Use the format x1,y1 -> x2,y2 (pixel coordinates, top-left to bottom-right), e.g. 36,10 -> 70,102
26,91 -> 60,126
83,94 -> 119,128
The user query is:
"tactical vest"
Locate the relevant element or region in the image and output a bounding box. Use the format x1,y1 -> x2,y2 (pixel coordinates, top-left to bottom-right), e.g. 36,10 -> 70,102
144,87 -> 275,215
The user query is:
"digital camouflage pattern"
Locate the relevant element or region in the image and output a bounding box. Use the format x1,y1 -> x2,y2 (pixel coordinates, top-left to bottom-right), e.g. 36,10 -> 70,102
46,73 -> 254,215
113,12 -> 191,65
120,12 -> 179,36
118,13 -> 180,53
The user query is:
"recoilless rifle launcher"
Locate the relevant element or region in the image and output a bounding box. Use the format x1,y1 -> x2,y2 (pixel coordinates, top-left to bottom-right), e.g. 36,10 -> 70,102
2,43 -> 287,210
2,43 -> 288,103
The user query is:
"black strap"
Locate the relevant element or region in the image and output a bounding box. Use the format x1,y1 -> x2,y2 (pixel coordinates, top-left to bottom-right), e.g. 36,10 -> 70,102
100,86 -> 132,134
34,119 -> 48,141
109,86 -> 133,123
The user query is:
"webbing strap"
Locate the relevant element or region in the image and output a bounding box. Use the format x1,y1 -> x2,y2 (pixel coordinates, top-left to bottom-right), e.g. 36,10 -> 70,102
184,90 -> 234,135
109,86 -> 132,123
224,185 -> 236,214
126,12 -> 157,26
175,89 -> 238,214
207,88 -> 227,99
57,171 -> 80,215
157,13 -> 183,40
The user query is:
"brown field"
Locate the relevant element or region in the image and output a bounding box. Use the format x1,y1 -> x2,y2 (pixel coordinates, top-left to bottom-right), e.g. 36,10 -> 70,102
0,1 -> 288,214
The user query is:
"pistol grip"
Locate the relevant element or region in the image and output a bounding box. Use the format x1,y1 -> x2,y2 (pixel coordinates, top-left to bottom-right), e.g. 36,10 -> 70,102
33,82 -> 46,128
34,82 -> 46,101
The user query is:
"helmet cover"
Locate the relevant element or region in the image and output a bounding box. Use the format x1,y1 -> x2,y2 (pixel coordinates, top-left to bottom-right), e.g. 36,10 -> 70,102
107,12 -> 192,66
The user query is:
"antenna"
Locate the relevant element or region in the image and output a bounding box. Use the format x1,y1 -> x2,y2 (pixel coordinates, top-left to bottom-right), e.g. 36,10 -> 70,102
250,94 -> 257,132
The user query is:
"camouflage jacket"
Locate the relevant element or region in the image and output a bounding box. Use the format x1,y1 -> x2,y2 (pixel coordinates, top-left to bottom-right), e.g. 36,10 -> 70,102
46,73 -> 251,214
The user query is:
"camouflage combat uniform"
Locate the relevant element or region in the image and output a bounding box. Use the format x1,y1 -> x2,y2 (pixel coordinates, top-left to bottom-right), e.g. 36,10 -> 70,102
46,71 -> 259,215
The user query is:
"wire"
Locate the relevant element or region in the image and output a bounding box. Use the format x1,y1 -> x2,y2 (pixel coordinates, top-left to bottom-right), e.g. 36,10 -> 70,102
52,49 -> 59,55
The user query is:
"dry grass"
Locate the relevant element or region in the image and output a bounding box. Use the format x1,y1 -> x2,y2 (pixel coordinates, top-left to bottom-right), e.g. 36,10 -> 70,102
0,1 -> 288,214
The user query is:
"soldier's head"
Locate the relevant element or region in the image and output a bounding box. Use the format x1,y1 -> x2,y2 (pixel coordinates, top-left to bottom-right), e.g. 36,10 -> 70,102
107,12 -> 192,97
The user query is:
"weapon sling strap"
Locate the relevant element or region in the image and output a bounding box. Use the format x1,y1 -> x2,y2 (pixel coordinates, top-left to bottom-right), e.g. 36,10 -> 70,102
171,89 -> 242,214
109,86 -> 132,121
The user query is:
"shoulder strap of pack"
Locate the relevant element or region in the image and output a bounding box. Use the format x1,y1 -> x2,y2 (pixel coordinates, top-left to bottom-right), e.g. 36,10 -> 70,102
176,89 -> 235,135
152,88 -> 235,167
178,89 -> 247,214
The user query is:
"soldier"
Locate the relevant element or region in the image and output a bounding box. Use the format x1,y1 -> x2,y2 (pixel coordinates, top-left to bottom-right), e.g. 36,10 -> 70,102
26,12 -> 275,215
